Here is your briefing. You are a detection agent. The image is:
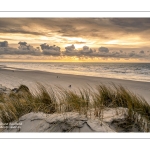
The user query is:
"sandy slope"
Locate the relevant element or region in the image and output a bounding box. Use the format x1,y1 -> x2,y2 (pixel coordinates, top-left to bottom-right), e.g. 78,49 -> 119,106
2,108 -> 130,132
0,68 -> 150,104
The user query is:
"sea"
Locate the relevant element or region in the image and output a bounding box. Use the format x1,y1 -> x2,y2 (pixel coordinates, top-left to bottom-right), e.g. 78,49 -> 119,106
0,62 -> 150,82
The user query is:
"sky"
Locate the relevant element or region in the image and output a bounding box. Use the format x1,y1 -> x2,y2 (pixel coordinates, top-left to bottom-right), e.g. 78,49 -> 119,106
0,18 -> 150,62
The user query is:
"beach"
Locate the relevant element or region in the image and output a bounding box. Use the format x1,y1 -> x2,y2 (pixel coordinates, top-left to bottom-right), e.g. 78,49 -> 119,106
0,67 -> 150,104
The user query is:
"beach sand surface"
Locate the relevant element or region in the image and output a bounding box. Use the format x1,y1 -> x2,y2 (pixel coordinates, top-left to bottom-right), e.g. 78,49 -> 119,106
0,68 -> 150,104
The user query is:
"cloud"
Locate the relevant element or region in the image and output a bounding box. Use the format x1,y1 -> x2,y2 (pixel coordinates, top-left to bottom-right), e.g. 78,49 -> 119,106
40,43 -> 61,56
110,18 -> 150,32
128,51 -> 135,57
82,46 -> 148,59
79,46 -> 94,56
18,41 -> 27,46
64,44 -> 79,56
1,18 -> 150,58
0,19 -> 46,36
63,45 -> 149,59
98,47 -> 109,53
0,18 -> 146,42
0,41 -> 8,47
1,18 -> 150,45
65,44 -> 75,52
139,50 -> 144,54
63,45 -> 95,56
0,41 -> 61,56
0,41 -> 41,55
74,41 -> 86,44
0,40 -> 149,60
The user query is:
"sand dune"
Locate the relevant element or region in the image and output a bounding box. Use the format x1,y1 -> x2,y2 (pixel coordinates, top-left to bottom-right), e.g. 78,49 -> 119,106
3,108 -> 129,132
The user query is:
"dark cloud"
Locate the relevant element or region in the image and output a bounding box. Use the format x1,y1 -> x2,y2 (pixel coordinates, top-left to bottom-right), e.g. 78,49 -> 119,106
125,50 -> 147,58
128,51 -> 136,57
40,43 -> 61,56
63,45 -> 98,57
1,18 -> 150,40
64,44 -> 78,56
0,41 -> 8,47
18,41 -> 27,46
79,46 -> 94,56
96,50 -> 147,59
110,18 -> 150,32
0,41 -> 61,56
0,28 -> 44,36
139,50 -> 144,54
0,40 -> 149,60
98,47 -> 109,53
62,44 -> 149,59
0,41 -> 41,55
63,45 -> 95,56
0,19 -> 46,36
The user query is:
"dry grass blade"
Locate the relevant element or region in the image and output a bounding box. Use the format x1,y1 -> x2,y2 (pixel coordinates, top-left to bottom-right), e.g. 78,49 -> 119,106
0,83 -> 150,132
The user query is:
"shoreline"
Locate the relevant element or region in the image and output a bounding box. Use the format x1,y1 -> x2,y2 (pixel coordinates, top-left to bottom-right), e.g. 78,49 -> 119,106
0,68 -> 150,103
1,66 -> 150,83
1,63 -> 150,83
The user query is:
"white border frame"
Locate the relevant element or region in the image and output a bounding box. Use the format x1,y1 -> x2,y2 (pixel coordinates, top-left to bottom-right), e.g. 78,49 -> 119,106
1,12 -> 150,18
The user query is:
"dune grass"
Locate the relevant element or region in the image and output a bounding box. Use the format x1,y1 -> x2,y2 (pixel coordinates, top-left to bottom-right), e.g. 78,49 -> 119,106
92,84 -> 150,131
0,83 -> 150,131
